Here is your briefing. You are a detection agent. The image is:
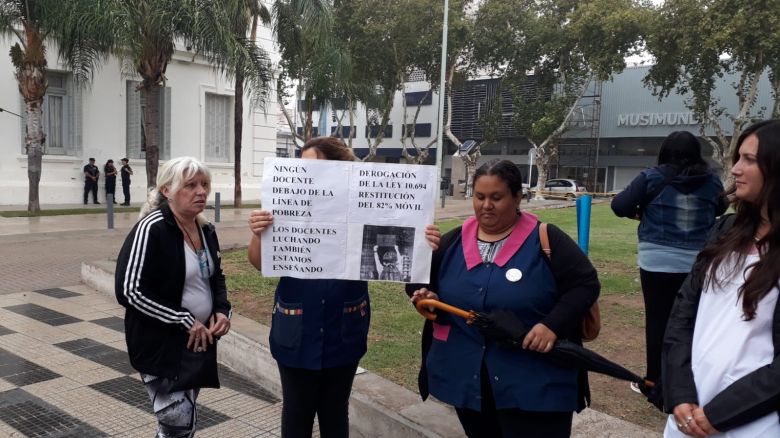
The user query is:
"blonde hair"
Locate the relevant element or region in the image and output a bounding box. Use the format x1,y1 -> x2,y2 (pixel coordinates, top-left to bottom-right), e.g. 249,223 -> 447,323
139,157 -> 212,225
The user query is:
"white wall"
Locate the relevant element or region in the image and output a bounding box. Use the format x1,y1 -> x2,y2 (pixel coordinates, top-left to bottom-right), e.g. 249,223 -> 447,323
0,33 -> 278,206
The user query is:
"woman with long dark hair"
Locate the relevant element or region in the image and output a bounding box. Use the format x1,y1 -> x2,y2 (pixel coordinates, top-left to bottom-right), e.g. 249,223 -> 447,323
611,131 -> 727,390
663,120 -> 780,437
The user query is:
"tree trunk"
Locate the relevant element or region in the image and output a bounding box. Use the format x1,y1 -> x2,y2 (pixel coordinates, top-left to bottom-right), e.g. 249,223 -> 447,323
278,82 -> 303,147
361,89 -> 395,162
141,85 -> 162,189
532,144 -> 549,200
234,69 -> 244,208
532,77 -> 593,200
14,24 -> 48,213
772,71 -> 780,118
25,97 -> 45,213
462,149 -> 481,198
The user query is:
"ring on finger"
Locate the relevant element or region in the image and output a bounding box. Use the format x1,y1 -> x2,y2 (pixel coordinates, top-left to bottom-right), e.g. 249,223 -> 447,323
685,416 -> 693,425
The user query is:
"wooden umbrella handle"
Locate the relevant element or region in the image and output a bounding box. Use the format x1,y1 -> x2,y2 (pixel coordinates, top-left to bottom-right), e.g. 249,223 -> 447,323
415,299 -> 475,321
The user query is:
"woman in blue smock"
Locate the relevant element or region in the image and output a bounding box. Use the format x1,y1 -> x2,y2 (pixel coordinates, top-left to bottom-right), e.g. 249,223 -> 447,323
409,159 -> 600,438
248,136 -> 441,438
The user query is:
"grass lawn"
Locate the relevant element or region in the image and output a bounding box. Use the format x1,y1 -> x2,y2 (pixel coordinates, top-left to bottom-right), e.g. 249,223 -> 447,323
222,204 -> 666,431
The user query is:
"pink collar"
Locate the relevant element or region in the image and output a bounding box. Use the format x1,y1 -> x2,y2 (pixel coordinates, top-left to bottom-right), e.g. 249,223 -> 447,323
462,212 -> 539,270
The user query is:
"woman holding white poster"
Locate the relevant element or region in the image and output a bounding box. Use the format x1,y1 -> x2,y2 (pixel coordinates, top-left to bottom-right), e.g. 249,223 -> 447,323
247,137 -> 441,438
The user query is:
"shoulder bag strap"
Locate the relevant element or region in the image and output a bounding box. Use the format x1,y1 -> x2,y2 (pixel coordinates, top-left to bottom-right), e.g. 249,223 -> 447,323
539,222 -> 551,260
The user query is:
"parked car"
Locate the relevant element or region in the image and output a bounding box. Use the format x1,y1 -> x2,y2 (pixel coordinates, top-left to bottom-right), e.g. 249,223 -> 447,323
530,179 -> 587,200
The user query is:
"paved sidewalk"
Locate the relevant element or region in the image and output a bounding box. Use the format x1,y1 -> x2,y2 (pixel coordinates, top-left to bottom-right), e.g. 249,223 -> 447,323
0,284 -> 298,437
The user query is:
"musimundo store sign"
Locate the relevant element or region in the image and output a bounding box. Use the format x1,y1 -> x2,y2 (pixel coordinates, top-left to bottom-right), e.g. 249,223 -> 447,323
617,112 -> 699,127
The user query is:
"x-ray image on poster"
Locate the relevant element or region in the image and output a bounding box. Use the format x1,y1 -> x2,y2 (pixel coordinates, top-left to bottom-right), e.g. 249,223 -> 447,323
261,157 -> 436,283
359,226 -> 416,282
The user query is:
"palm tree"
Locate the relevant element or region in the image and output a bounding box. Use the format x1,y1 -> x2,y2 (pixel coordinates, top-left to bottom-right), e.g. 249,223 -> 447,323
0,0 -> 102,212
78,0 -> 273,189
274,0 -> 351,145
229,0 -> 270,207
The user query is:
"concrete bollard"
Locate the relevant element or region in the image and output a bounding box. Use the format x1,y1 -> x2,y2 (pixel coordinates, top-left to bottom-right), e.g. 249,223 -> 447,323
576,195 -> 592,255
107,194 -> 114,230
214,192 -> 220,223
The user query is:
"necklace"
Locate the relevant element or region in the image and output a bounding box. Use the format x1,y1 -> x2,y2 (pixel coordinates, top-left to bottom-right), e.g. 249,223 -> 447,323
174,215 -> 200,250
174,214 -> 211,279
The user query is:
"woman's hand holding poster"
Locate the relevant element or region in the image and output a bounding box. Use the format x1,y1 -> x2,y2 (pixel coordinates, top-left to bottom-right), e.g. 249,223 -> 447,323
261,157 -> 437,283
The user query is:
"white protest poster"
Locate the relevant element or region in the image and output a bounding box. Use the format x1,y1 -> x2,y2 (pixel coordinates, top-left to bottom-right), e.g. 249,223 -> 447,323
261,157 -> 437,283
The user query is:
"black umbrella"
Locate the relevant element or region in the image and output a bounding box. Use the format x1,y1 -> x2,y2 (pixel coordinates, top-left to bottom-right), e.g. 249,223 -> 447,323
414,300 -> 655,389
471,310 -> 656,389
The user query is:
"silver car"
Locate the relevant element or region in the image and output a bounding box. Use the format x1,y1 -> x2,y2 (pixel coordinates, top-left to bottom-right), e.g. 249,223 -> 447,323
531,179 -> 587,200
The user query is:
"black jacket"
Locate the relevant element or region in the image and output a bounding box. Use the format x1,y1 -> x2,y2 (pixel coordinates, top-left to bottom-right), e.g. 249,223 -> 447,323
663,214 -> 780,431
114,203 -> 230,378
406,219 -> 600,411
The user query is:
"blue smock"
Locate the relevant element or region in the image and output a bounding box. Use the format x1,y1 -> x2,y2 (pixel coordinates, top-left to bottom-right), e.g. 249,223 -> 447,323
270,277 -> 370,370
426,214 -> 578,412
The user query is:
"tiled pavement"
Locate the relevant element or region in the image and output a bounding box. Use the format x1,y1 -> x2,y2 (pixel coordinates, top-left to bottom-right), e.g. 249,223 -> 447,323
0,284 -> 315,438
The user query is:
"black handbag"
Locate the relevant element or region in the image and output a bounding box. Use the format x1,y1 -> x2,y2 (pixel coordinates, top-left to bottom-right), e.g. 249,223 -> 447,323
167,340 -> 220,392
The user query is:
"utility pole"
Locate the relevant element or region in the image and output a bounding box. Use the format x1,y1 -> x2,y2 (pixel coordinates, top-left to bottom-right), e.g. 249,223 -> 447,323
435,0 -> 449,208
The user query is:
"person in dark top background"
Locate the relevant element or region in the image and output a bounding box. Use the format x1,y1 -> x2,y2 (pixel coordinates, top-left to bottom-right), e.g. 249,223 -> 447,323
104,159 -> 118,204
611,131 -> 726,393
83,157 -> 100,204
120,158 -> 133,206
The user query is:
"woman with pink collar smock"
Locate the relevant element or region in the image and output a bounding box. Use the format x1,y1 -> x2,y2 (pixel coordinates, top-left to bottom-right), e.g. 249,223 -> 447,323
408,159 -> 600,437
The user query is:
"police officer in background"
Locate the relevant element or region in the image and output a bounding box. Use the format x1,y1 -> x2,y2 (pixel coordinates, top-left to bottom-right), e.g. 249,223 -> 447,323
83,157 -> 100,204
120,158 -> 133,205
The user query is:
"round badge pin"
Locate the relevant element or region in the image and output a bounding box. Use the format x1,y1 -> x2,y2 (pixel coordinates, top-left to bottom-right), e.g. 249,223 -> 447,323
505,268 -> 522,282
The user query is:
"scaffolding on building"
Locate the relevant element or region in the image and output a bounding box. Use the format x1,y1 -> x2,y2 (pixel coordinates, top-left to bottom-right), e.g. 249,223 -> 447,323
552,80 -> 603,192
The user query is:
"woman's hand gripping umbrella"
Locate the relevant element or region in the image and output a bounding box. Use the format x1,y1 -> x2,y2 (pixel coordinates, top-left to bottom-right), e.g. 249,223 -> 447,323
414,299 -> 661,408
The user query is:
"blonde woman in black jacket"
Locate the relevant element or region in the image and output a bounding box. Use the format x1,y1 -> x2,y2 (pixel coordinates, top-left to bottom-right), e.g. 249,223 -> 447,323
663,120 -> 780,437
115,157 -> 231,438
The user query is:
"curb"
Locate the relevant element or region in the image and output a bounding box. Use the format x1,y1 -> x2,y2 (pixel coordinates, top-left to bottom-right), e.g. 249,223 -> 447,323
82,259 -> 660,438
82,260 -> 464,437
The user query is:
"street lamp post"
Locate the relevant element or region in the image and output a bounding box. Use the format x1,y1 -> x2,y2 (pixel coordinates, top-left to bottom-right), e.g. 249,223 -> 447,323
435,0 -> 449,208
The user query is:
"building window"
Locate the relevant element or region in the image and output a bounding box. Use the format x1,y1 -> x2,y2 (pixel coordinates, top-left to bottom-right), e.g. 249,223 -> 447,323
20,71 -> 82,156
330,125 -> 356,138
297,99 -> 320,112
402,123 -> 432,138
404,91 -> 433,106
205,93 -> 233,163
296,126 -> 319,137
365,125 -> 393,139
126,81 -> 171,160
406,70 -> 427,82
